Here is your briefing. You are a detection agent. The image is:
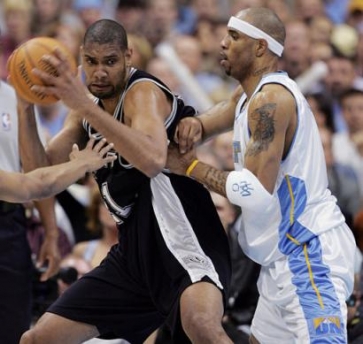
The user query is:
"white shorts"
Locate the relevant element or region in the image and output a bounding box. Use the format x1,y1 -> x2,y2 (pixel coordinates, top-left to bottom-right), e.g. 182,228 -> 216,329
251,223 -> 355,344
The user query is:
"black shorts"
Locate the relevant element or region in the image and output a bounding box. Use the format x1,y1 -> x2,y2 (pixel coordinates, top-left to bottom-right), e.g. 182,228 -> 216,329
0,204 -> 33,344
48,174 -> 231,344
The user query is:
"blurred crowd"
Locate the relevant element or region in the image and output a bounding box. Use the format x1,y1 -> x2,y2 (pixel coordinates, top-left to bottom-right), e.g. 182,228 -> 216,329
2,0 -> 363,342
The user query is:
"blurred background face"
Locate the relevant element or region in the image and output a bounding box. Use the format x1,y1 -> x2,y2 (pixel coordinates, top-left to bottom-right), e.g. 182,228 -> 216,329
309,16 -> 333,45
55,24 -> 84,62
34,0 -> 61,23
4,6 -> 32,42
192,0 -> 220,20
324,57 -> 356,97
295,0 -> 324,23
283,21 -> 311,62
147,0 -> 177,29
146,57 -> 180,92
341,94 -> 363,134
174,36 -> 202,73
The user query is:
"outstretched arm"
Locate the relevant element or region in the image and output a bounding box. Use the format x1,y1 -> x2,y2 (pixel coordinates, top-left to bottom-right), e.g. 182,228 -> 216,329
0,137 -> 115,203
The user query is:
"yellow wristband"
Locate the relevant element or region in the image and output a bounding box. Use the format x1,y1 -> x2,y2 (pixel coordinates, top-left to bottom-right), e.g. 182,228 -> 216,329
186,159 -> 199,177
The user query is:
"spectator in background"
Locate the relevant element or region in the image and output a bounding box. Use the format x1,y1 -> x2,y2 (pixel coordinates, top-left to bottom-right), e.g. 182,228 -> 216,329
294,0 -> 325,24
115,0 -> 147,35
53,22 -> 85,65
210,191 -> 237,232
31,0 -> 65,36
71,187 -> 118,269
128,34 -> 153,70
309,15 -> 333,45
333,88 -> 363,198
73,0 -> 104,28
279,20 -> 311,80
309,41 -> 333,64
347,0 -> 363,29
26,201 -> 72,261
229,0 -> 265,15
211,131 -> 235,172
144,0 -> 179,47
321,52 -> 363,132
193,17 -> 238,93
146,56 -> 183,93
306,92 -> 335,132
355,24 -> 363,77
324,0 -> 349,24
265,0 -> 293,23
172,34 -> 229,107
319,126 -> 362,225
0,0 -> 33,80
36,103 -> 69,141
190,0 -> 220,22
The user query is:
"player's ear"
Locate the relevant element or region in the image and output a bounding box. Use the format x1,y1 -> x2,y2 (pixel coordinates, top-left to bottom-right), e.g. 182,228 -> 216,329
256,39 -> 268,57
124,48 -> 132,67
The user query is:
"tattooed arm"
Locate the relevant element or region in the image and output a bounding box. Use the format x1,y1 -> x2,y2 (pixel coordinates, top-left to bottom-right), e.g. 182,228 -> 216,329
166,143 -> 230,197
244,85 -> 297,193
167,84 -> 296,196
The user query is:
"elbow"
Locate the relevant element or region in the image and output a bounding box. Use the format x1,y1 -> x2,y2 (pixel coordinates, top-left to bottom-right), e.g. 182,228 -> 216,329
144,153 -> 166,178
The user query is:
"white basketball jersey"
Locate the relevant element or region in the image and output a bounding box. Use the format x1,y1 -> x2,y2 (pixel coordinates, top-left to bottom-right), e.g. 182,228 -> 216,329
233,72 -> 345,265
0,82 -> 21,172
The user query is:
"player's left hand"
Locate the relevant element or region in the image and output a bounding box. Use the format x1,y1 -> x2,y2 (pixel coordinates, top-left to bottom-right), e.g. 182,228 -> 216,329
167,142 -> 196,176
70,136 -> 117,172
37,234 -> 61,282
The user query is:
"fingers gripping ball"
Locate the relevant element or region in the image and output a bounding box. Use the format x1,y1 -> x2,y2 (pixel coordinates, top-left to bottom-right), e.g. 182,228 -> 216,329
7,37 -> 77,105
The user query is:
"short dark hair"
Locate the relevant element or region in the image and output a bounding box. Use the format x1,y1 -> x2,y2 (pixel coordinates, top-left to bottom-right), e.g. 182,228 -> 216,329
339,88 -> 363,104
117,0 -> 146,9
244,7 -> 286,46
83,19 -> 128,50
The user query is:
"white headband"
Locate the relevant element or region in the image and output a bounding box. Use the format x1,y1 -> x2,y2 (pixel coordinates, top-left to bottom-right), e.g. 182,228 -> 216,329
227,16 -> 284,57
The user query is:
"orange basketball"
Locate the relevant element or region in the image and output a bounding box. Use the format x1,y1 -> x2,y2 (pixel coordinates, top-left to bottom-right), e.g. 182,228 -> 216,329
7,37 -> 77,105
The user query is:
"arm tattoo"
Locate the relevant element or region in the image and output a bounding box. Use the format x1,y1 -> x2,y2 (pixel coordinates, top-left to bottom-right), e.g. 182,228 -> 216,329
200,166 -> 228,197
246,102 -> 276,156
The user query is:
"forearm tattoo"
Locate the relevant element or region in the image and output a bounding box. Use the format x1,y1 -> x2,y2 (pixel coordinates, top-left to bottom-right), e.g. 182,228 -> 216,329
246,102 -> 276,156
197,166 -> 228,197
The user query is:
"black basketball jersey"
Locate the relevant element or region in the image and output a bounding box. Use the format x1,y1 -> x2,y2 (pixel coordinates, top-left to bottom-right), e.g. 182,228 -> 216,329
83,68 -> 197,226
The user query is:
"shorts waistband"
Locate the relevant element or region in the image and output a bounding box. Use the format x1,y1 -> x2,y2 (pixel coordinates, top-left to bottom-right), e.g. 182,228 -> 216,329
0,201 -> 22,213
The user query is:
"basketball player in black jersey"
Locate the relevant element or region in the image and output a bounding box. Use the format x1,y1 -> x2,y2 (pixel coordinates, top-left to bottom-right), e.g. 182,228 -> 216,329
18,19 -> 232,344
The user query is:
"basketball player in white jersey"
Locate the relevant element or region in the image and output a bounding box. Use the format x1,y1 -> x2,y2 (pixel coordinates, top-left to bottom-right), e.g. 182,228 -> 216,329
167,7 -> 356,344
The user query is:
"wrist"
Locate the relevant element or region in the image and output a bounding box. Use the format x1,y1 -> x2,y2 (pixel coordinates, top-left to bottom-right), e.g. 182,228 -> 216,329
186,159 -> 199,177
43,231 -> 59,240
194,116 -> 205,140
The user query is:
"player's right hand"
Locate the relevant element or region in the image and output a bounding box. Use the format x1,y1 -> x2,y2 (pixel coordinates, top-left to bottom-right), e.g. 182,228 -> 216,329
174,117 -> 203,154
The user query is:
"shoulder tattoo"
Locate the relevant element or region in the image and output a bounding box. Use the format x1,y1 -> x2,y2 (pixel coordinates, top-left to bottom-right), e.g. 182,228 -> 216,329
247,102 -> 276,156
